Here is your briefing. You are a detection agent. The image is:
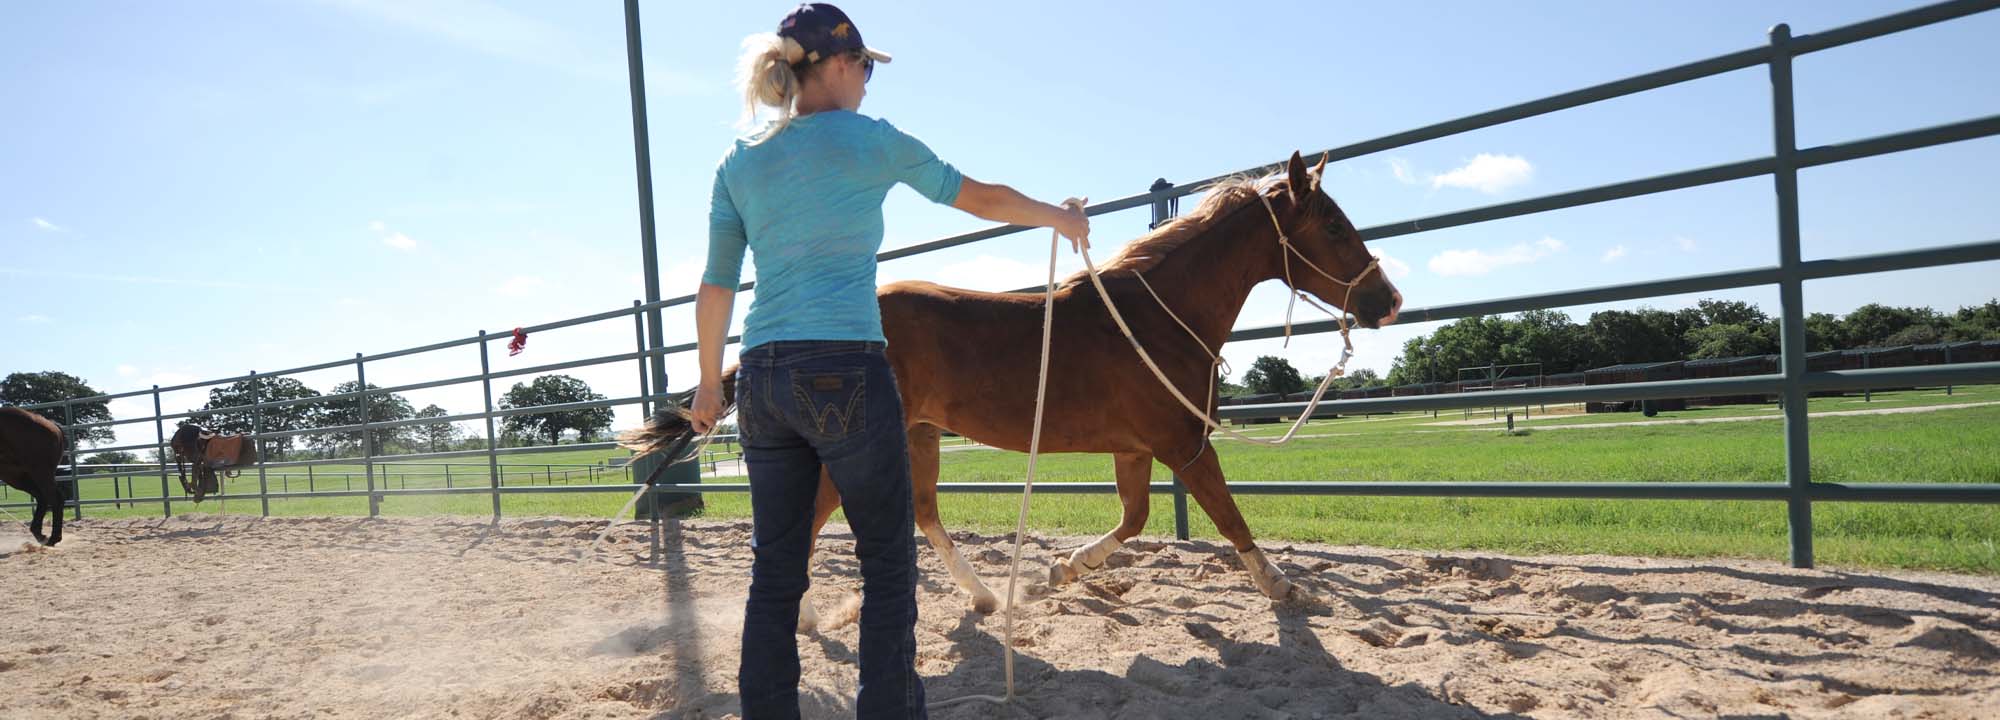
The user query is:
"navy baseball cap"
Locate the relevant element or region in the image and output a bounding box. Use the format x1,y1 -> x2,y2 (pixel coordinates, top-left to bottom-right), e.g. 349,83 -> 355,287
778,3 -> 892,67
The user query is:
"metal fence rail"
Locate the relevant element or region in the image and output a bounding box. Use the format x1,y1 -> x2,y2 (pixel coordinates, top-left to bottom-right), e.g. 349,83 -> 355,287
9,0 -> 1999,567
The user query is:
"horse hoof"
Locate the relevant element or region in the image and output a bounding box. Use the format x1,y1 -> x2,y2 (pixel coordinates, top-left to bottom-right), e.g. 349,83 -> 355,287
796,603 -> 820,635
1237,547 -> 1294,601
1047,561 -> 1077,586
971,592 -> 1001,615
830,592 -> 863,629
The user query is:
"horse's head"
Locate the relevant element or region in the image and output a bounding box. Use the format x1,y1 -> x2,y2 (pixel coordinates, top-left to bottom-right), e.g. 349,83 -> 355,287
1267,151 -> 1402,329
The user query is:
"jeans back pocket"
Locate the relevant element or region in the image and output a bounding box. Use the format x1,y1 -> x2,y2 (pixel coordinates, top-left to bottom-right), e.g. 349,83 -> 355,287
789,368 -> 867,444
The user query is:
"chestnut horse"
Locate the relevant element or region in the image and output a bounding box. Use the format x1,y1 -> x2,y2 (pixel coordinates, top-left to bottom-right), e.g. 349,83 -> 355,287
625,152 -> 1400,618
0,407 -> 67,545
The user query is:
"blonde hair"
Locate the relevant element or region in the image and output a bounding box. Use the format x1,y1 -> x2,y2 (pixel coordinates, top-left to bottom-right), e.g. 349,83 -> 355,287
735,32 -> 811,143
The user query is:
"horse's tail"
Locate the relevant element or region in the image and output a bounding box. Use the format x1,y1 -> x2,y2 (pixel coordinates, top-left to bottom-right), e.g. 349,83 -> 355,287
617,366 -> 739,472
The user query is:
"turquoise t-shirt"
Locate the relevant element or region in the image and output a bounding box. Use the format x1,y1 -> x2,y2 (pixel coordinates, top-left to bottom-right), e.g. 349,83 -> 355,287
703,110 -> 963,349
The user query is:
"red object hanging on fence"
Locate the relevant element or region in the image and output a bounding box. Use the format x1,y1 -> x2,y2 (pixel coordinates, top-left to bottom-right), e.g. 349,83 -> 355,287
508,327 -> 528,356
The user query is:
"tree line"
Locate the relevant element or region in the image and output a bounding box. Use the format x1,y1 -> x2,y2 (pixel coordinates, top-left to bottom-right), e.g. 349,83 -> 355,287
1379,298 -> 2000,387
0,371 -> 619,461
1219,298 -> 1998,396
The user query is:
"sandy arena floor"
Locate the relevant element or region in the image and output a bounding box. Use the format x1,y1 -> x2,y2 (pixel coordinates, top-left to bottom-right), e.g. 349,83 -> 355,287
2,515 -> 1995,719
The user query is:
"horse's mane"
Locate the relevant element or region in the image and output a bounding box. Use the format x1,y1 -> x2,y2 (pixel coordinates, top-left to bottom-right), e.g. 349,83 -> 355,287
1057,174 -> 1276,290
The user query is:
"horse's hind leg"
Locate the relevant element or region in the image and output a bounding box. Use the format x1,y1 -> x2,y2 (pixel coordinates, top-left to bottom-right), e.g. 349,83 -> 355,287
28,492 -> 49,544
1178,447 -> 1293,600
45,490 -> 62,546
910,424 -> 1001,613
796,469 -> 843,634
25,478 -> 50,544
1050,452 -> 1152,585
48,469 -> 63,545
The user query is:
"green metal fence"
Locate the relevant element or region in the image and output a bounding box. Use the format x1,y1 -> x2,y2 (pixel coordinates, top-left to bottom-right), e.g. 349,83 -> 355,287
10,0 -> 1999,569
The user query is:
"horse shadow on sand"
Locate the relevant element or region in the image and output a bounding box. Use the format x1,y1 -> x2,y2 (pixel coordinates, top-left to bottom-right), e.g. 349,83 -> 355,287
747,603 -> 1525,719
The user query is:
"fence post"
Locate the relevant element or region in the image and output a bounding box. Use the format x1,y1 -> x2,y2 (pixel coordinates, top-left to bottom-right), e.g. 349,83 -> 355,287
356,354 -> 378,517
1946,344 -> 1954,395
252,371 -> 270,517
479,331 -> 503,521
1863,353 -> 1872,402
1170,473 -> 1191,541
154,385 -> 171,518
1149,177 -> 1192,541
63,401 -> 81,520
634,300 -> 651,417
1769,24 -> 1813,569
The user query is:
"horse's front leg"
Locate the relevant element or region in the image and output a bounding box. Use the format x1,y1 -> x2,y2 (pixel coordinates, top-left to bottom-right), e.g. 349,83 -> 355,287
1177,447 -> 1294,601
1050,452 -> 1153,585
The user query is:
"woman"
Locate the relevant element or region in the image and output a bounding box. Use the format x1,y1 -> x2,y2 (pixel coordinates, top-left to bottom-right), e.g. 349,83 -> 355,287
693,4 -> 1088,717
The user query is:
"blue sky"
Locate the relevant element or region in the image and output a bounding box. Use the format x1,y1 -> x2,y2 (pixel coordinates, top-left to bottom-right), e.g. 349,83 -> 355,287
3,0 -> 1996,449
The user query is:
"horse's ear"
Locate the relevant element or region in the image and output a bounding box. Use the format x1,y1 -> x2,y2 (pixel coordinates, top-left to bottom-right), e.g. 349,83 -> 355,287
1286,151 -> 1310,201
1310,153 -> 1329,190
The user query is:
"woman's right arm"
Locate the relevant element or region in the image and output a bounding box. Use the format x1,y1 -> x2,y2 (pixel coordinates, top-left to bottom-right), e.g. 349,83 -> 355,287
952,177 -> 1090,251
692,163 -> 747,433
690,282 -> 734,433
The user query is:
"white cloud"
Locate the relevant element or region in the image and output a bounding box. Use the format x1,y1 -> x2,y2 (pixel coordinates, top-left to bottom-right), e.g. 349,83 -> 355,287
1676,236 -> 1698,252
1430,154 -> 1534,194
31,217 -> 66,232
494,275 -> 547,297
1386,157 -> 1418,185
19,314 -> 52,324
383,232 -> 418,251
1427,236 -> 1566,277
336,297 -> 365,307
116,365 -> 138,377
1601,244 -> 1628,263
322,0 -> 706,92
664,259 -> 706,293
0,267 -> 275,291
368,221 -> 418,251
1376,253 -> 1412,280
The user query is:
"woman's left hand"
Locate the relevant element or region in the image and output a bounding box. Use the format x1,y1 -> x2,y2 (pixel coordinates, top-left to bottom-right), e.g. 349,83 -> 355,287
1055,197 -> 1090,253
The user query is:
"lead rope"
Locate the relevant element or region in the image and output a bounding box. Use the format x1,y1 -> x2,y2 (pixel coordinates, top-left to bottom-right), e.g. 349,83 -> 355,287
589,417 -> 721,557
928,198 -> 1084,711
1089,184 -> 1380,447
0,503 -> 36,541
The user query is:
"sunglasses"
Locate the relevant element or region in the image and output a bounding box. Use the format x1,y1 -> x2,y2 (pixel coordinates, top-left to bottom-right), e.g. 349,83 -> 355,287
853,52 -> 874,83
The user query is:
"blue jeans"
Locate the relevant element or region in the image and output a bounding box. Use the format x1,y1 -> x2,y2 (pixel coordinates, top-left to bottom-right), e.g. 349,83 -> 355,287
735,341 -> 927,719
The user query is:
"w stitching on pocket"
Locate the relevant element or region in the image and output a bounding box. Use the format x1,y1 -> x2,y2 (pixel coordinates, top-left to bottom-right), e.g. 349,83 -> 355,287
791,371 -> 866,440
735,372 -> 756,439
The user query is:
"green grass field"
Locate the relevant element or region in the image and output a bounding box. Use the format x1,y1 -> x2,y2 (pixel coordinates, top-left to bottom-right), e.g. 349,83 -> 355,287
18,387 -> 1997,573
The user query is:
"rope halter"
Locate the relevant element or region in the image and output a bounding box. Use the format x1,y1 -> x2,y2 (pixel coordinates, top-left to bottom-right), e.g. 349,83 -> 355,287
1253,187 -> 1381,380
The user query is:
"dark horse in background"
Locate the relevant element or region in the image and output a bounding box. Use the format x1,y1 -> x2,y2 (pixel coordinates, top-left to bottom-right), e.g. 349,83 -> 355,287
0,407 -> 66,545
624,152 -> 1402,622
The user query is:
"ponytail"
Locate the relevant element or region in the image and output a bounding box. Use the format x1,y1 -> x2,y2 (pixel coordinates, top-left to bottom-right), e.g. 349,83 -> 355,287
736,33 -> 809,143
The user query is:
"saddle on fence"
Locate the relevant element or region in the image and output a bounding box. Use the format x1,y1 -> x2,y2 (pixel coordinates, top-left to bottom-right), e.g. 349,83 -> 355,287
170,424 -> 257,503
203,434 -> 256,471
